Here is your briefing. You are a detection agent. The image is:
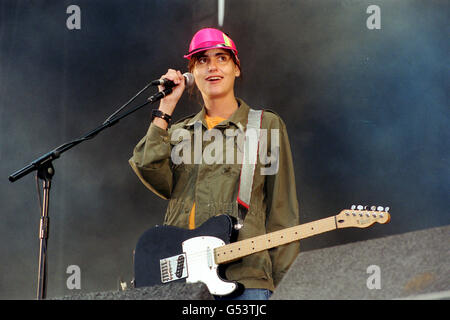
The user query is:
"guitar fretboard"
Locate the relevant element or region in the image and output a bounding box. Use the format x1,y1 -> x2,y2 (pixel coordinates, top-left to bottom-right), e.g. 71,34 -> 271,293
214,216 -> 337,264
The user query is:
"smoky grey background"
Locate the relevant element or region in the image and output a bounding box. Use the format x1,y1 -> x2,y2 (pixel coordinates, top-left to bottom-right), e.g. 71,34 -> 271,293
0,0 -> 448,299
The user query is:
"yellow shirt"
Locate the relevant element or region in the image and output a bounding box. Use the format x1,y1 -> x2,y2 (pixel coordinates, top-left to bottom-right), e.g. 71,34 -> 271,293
188,114 -> 227,229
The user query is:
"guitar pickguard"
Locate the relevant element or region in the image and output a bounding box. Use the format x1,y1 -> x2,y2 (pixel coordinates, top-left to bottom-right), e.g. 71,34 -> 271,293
182,236 -> 237,296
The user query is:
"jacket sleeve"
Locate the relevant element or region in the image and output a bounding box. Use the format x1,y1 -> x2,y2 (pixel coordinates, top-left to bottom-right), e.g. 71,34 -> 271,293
264,115 -> 300,287
129,123 -> 173,200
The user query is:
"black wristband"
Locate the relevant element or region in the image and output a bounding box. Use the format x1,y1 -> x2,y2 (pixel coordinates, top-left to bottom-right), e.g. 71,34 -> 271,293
152,109 -> 172,124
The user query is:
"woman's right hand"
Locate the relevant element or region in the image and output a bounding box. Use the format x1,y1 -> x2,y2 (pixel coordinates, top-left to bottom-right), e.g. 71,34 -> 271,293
157,69 -> 186,116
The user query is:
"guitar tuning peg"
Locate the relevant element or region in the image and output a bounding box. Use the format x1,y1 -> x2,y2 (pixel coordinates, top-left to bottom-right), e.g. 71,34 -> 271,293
351,205 -> 356,210
364,205 -> 369,210
385,206 -> 390,212
377,206 -> 384,211
357,205 -> 364,210
370,205 -> 377,211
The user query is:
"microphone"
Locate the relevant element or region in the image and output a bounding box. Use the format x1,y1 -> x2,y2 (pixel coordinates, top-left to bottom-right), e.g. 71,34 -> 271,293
150,72 -> 194,89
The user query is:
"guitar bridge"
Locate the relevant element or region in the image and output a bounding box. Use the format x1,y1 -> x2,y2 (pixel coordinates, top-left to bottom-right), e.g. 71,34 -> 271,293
160,253 -> 188,283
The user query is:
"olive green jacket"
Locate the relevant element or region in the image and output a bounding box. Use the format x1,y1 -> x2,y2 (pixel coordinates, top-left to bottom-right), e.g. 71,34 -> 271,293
129,98 -> 300,291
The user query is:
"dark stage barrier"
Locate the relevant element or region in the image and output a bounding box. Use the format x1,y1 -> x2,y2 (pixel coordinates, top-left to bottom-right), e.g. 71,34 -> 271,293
272,225 -> 450,300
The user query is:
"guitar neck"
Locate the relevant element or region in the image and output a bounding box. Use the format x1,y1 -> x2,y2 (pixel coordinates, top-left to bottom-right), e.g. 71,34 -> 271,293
214,216 -> 338,265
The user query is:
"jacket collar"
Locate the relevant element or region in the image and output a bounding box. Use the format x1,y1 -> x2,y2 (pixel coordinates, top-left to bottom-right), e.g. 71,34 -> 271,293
184,98 -> 249,133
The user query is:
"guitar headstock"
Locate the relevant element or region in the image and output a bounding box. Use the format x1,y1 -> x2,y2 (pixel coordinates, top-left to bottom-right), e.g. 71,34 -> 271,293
336,205 -> 391,228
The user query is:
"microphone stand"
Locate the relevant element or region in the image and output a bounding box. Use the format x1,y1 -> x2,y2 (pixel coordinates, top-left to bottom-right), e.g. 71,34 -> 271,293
8,86 -> 173,300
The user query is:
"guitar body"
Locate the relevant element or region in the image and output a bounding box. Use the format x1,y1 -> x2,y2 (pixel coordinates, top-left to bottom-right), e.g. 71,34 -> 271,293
134,214 -> 240,296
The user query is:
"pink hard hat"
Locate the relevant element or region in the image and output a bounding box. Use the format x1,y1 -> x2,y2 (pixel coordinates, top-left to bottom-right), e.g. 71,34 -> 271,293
184,28 -> 238,59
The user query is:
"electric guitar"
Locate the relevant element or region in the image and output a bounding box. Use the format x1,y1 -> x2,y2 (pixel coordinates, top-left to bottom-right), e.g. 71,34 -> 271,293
134,205 -> 390,296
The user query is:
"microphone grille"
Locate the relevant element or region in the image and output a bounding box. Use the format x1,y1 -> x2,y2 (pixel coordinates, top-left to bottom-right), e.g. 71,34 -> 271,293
183,72 -> 195,89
